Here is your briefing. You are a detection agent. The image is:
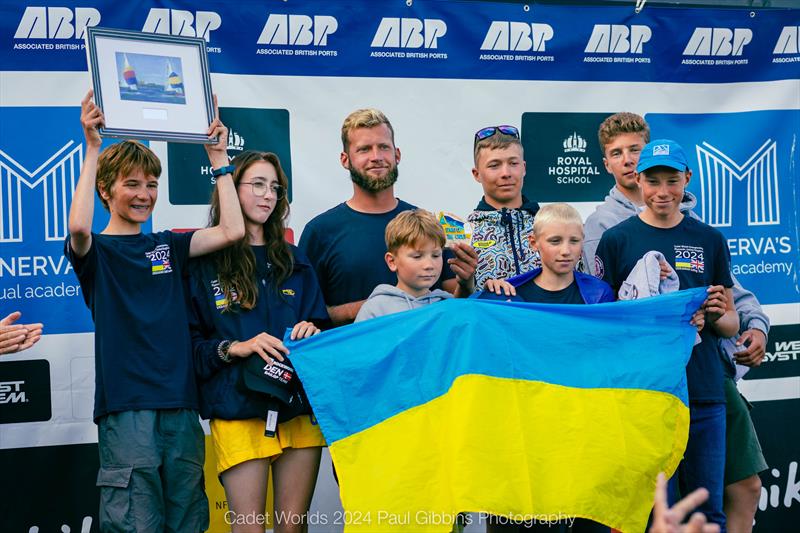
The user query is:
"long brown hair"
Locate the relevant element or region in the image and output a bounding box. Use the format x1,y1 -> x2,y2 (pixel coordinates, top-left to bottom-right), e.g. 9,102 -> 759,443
208,151 -> 292,310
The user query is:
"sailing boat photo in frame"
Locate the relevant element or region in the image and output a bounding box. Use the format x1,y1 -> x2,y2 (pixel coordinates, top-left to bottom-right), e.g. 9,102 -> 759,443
85,27 -> 216,144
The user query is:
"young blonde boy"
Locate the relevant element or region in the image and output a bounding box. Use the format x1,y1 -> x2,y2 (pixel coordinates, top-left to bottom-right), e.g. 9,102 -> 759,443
355,209 -> 453,322
479,203 -> 613,306
476,203 -> 613,533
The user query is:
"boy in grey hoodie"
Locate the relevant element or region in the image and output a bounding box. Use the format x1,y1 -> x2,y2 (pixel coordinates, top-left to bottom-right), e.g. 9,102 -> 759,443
356,209 -> 452,322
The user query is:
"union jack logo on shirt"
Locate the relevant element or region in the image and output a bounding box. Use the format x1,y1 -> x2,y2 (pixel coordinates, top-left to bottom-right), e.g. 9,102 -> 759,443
145,244 -> 173,275
674,245 -> 705,274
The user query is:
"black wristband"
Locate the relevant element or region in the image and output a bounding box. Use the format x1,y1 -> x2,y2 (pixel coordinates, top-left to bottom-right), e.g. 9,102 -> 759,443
211,165 -> 235,177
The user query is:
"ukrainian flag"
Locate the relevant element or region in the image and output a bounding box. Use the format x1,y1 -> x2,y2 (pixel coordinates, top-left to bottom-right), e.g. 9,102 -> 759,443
287,288 -> 706,533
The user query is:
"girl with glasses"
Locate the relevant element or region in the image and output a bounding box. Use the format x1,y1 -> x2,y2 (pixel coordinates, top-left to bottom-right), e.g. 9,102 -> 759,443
187,150 -> 329,533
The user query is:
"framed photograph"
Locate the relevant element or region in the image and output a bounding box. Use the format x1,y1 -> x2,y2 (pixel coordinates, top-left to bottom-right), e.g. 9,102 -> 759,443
85,27 -> 216,144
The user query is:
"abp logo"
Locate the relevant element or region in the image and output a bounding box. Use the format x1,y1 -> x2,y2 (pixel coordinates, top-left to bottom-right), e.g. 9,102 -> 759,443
142,8 -> 221,42
682,27 -> 752,56
371,18 -> 447,49
257,14 -> 338,46
481,21 -> 553,52
584,25 -> 651,54
773,26 -> 800,54
14,6 -> 100,39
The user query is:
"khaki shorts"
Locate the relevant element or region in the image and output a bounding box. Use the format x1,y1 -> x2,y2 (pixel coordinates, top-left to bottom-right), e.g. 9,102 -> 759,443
724,377 -> 768,484
97,408 -> 209,533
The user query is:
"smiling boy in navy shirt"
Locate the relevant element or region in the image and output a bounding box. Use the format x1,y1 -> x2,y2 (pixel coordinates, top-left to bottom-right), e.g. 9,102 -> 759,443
65,91 -> 244,532
595,139 -> 739,531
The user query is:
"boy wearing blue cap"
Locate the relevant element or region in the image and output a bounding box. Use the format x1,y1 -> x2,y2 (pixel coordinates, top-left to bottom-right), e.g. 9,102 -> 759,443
595,140 -> 740,531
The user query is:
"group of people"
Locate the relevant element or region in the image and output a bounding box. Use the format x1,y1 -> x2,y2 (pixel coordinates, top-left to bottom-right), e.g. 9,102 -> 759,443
4,90 -> 769,533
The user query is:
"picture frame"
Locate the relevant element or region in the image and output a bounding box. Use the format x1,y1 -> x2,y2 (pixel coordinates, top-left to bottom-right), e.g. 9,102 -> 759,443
85,27 -> 216,144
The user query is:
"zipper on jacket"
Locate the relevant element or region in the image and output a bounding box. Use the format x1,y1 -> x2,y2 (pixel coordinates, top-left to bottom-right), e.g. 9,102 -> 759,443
502,209 -> 522,275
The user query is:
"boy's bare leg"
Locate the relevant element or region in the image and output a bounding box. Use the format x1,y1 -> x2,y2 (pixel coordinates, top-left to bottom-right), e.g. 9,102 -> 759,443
723,475 -> 761,533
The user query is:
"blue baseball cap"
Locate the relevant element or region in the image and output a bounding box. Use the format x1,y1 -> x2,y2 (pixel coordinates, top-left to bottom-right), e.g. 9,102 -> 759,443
636,139 -> 690,173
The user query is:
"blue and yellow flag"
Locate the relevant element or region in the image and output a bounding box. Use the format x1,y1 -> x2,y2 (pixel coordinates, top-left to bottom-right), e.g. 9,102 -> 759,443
287,288 -> 706,533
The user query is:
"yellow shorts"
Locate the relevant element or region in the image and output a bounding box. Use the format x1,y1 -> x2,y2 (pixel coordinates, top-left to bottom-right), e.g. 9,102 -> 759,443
210,415 -> 325,475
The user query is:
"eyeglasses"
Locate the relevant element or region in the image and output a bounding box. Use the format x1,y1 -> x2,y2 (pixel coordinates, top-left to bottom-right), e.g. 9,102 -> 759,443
239,181 -> 286,200
474,125 -> 520,147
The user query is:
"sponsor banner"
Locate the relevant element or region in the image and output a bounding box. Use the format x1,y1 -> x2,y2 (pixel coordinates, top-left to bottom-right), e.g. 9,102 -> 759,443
645,110 -> 800,306
0,359 -> 51,423
1,1 -> 798,83
168,107 -> 291,205
521,112 -> 611,202
0,107 -> 151,334
746,324 -> 800,380
750,399 -> 800,529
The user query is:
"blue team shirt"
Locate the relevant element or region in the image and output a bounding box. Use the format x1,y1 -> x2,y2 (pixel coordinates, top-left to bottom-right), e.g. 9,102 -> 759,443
595,215 -> 734,403
299,200 -> 453,307
515,278 -> 585,304
65,231 -> 196,421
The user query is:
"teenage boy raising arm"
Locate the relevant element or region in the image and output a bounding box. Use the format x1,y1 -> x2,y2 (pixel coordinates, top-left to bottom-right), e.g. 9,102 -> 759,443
66,91 -> 244,532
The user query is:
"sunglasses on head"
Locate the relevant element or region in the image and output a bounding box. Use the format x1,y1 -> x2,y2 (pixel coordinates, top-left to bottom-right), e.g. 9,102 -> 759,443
474,125 -> 520,146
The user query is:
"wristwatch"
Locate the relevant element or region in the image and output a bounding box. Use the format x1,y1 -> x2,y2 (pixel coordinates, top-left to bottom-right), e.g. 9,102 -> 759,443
217,340 -> 234,363
211,165 -> 236,177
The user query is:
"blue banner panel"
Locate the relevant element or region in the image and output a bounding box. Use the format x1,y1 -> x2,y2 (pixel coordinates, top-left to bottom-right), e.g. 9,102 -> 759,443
1,1 -> 798,83
645,110 -> 800,306
0,106 -> 151,334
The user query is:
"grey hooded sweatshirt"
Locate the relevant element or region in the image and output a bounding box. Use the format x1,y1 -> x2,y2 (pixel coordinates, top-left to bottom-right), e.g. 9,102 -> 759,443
354,284 -> 453,323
